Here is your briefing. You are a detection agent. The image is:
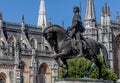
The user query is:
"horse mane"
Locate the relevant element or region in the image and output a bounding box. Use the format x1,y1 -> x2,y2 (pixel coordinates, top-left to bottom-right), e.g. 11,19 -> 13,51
47,24 -> 66,32
43,24 -> 67,38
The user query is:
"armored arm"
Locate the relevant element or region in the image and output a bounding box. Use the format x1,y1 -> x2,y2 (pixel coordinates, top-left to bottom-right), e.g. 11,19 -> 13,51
70,21 -> 78,30
67,21 -> 78,31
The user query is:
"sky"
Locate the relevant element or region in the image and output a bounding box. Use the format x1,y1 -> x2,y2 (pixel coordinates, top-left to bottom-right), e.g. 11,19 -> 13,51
0,0 -> 120,28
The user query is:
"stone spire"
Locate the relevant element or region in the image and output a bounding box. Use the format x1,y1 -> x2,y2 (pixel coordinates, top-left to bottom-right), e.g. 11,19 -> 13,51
84,0 -> 97,41
85,0 -> 96,21
62,20 -> 64,28
22,15 -> 24,23
116,12 -> 120,24
37,0 -> 47,28
0,12 -> 2,20
21,15 -> 25,34
102,6 -> 105,16
102,3 -> 111,16
0,12 -> 3,29
101,3 -> 111,26
107,6 -> 110,16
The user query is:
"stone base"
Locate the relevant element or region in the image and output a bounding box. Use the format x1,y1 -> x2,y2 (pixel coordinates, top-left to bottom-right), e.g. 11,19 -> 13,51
55,78 -> 114,83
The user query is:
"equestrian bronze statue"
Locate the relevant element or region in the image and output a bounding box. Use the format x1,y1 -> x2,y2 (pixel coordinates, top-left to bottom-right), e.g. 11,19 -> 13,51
43,6 -> 110,79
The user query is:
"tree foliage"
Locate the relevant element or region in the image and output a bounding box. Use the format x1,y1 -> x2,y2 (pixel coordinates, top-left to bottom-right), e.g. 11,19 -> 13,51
59,55 -> 117,81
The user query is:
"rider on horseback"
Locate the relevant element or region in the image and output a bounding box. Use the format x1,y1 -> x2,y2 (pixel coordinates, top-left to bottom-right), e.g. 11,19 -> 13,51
67,6 -> 85,57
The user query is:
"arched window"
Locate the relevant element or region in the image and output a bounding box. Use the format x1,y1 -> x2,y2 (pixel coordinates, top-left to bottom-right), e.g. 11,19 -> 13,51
0,41 -> 6,57
38,63 -> 50,83
22,43 -> 27,49
0,77 -> 5,83
45,46 -> 49,51
20,61 -> 29,83
8,36 -> 15,55
0,41 -> 5,48
30,38 -> 37,49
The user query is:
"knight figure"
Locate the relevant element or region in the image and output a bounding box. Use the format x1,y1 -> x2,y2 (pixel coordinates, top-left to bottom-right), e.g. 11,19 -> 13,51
67,6 -> 85,57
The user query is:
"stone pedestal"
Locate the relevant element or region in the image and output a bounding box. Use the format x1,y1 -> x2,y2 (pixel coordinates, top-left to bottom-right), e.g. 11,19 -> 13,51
55,78 -> 114,83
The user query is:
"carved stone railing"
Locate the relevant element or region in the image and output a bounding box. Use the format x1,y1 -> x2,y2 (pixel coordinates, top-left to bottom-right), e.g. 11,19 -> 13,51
0,45 -> 53,60
3,21 -> 42,33
0,55 -> 14,60
0,58 -> 14,65
36,50 -> 53,57
21,49 -> 32,55
21,48 -> 53,57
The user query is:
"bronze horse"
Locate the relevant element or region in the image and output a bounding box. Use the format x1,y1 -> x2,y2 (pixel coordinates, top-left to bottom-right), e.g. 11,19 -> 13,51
43,24 -> 110,78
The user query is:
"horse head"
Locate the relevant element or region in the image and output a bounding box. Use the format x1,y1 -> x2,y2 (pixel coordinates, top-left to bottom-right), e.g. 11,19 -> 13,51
43,24 -> 67,51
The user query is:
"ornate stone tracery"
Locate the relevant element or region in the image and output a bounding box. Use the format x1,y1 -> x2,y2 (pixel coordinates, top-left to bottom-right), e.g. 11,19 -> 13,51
113,34 -> 120,78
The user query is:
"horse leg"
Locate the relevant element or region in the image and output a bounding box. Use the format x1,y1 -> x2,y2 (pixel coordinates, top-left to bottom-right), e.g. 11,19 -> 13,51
54,51 -> 68,68
97,61 -> 102,79
88,56 -> 102,79
84,62 -> 96,78
55,57 -> 65,68
53,51 -> 67,58
64,67 -> 69,78
99,43 -> 110,68
55,57 -> 69,78
62,58 -> 69,78
93,58 -> 102,79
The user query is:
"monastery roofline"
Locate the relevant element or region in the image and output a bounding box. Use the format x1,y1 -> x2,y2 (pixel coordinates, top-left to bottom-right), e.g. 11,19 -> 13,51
3,21 -> 39,28
2,21 -> 43,33
96,20 -> 120,26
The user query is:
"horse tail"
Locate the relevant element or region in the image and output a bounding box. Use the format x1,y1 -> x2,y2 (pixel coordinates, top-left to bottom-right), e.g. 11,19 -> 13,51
99,43 -> 110,68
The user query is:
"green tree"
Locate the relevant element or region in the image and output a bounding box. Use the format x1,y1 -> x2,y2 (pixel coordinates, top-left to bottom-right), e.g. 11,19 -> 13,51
59,55 -> 117,81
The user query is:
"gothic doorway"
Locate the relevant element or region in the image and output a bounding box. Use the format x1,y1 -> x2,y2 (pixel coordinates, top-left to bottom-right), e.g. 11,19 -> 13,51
21,61 -> 29,83
113,34 -> 120,78
38,63 -> 51,83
